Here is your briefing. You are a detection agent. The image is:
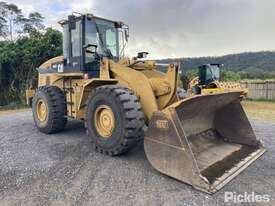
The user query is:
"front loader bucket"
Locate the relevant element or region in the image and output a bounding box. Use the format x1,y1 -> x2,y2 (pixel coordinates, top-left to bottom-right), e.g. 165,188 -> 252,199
144,92 -> 265,193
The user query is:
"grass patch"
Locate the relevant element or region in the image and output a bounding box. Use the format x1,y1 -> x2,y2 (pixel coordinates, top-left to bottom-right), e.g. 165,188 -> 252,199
244,98 -> 275,103
242,101 -> 275,123
0,103 -> 29,116
0,108 -> 30,116
0,102 -> 27,111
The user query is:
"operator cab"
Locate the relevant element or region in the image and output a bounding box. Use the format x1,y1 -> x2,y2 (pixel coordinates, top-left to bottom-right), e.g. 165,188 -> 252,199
198,64 -> 221,85
59,13 -> 129,77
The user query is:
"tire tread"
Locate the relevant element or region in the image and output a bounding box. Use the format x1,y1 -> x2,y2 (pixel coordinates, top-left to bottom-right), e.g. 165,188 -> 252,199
85,85 -> 145,156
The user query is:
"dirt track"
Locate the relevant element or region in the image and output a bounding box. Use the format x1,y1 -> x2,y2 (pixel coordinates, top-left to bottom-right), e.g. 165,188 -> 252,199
0,111 -> 274,206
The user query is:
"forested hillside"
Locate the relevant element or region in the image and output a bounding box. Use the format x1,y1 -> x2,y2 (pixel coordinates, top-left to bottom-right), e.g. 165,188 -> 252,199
159,51 -> 275,79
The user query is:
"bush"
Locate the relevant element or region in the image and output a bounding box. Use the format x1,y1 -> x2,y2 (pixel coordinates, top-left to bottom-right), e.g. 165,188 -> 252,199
0,28 -> 62,106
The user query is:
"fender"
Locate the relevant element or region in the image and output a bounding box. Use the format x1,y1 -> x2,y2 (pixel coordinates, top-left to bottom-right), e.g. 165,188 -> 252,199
78,78 -> 118,111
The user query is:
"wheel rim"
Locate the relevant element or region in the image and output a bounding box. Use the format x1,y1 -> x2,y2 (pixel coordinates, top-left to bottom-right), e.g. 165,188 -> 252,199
36,99 -> 48,122
94,105 -> 115,138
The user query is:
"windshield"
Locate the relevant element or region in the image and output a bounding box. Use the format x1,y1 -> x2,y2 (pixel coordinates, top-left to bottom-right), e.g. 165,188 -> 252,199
85,18 -> 119,60
206,65 -> 220,81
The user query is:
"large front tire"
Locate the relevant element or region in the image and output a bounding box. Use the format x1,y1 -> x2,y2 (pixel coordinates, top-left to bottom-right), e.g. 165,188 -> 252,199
32,86 -> 67,134
86,85 -> 145,156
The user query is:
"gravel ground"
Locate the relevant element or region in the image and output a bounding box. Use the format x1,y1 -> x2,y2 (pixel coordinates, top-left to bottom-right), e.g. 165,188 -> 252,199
0,111 -> 274,206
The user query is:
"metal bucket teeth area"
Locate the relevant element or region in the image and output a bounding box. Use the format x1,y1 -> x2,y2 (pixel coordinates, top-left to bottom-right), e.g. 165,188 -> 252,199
144,92 -> 266,193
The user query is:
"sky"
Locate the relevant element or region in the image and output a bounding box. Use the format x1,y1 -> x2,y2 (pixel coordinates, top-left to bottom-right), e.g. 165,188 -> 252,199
6,0 -> 275,59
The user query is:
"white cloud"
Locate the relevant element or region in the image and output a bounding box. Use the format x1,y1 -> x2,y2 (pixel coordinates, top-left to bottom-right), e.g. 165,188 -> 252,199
5,0 -> 275,58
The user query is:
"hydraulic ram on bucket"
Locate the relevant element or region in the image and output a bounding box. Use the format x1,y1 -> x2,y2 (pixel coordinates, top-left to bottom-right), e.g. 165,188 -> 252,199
144,91 -> 266,193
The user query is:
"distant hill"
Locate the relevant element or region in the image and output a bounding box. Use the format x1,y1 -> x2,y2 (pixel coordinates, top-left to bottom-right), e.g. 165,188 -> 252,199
158,51 -> 275,79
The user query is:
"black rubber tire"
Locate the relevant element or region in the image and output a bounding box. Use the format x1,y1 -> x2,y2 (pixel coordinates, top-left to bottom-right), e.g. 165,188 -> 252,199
86,85 -> 145,156
32,86 -> 67,134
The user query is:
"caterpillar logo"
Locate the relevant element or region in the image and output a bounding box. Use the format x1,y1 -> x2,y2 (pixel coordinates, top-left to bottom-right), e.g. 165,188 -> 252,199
156,120 -> 169,129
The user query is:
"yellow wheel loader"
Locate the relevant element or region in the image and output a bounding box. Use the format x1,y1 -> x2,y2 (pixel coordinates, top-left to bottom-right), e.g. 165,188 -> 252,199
26,13 -> 265,194
187,64 -> 248,97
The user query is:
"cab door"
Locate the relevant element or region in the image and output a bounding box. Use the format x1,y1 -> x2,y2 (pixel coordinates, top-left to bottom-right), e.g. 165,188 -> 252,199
62,16 -> 83,73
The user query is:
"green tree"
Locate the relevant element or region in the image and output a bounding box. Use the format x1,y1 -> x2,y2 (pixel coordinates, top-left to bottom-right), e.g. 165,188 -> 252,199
0,2 -> 45,40
186,69 -> 198,80
0,2 -> 9,38
17,12 -> 45,34
221,70 -> 241,81
0,15 -> 7,38
0,1 -> 22,40
0,28 -> 62,105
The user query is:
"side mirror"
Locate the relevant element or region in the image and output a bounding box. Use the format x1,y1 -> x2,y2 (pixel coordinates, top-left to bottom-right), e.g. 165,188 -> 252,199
68,15 -> 76,30
84,44 -> 98,54
137,52 -> 149,59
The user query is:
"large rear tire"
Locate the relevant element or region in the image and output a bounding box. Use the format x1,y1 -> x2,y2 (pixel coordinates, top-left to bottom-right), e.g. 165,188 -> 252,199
32,86 -> 67,134
86,85 -> 145,156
